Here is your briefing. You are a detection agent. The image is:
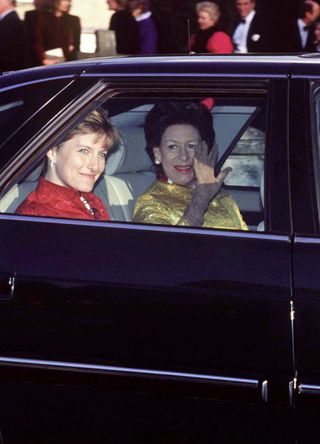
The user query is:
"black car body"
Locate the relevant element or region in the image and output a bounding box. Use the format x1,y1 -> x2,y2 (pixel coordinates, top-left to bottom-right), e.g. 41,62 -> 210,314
0,54 -> 319,443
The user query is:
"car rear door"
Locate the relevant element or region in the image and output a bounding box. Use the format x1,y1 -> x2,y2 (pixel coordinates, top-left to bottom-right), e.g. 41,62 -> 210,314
0,70 -> 294,443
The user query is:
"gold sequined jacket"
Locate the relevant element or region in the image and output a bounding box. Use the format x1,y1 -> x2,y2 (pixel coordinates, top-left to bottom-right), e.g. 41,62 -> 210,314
133,180 -> 248,230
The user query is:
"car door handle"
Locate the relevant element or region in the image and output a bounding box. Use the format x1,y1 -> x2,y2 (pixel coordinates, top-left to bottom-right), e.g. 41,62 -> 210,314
0,272 -> 15,301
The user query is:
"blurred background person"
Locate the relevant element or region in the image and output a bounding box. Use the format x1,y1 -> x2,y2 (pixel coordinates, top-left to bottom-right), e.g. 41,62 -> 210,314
232,0 -> 271,52
276,0 -> 320,52
310,18 -> 320,51
0,0 -> 29,71
34,0 -> 81,66
24,0 -> 51,66
128,0 -> 158,54
107,0 -> 140,54
190,2 -> 233,53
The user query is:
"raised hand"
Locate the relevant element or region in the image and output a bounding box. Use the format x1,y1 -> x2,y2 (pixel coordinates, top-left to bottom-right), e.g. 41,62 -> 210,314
193,141 -> 232,187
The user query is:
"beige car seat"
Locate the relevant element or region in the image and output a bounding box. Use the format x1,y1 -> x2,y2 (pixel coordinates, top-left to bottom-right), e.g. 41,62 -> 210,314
0,164 -> 42,214
94,126 -> 155,221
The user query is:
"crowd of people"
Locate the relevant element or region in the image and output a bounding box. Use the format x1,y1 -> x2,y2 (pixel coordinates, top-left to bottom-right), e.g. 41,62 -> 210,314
0,0 -> 80,71
105,0 -> 320,55
1,0 -> 320,72
191,0 -> 320,54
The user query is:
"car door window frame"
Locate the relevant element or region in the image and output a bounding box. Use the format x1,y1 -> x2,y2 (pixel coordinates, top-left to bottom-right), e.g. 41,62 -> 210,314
0,76 -> 290,235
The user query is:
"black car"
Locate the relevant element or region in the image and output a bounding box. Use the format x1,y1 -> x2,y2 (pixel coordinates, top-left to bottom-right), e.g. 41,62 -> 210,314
0,54 -> 319,443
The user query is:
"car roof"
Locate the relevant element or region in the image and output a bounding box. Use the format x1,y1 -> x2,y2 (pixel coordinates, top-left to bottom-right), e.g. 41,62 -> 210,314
1,54 -> 320,87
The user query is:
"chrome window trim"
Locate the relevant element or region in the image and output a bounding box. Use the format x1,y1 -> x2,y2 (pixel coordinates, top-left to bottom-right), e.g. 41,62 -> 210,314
0,213 -> 290,242
294,235 -> 320,244
0,356 -> 258,389
299,384 -> 320,396
0,76 -> 76,93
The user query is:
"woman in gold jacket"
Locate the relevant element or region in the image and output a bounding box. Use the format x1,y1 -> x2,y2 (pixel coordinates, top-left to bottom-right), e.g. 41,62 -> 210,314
133,101 -> 247,230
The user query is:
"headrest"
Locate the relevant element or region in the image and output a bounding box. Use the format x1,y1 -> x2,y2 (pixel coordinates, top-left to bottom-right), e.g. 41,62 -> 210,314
105,141 -> 126,175
24,163 -> 44,182
105,126 -> 152,176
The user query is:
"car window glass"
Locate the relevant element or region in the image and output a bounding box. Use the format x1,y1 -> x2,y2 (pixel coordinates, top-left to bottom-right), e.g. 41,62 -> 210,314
223,126 -> 265,187
0,79 -> 71,148
1,94 -> 267,232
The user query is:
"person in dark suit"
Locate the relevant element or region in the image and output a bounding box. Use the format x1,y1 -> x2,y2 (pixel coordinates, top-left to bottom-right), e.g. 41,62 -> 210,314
311,18 -> 320,51
106,0 -> 140,54
275,0 -> 320,52
0,0 -> 30,72
232,0 -> 271,52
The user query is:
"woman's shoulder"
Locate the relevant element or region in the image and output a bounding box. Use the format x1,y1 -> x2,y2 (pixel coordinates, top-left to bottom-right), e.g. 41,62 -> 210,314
208,30 -> 232,41
15,190 -> 52,216
64,13 -> 80,24
135,180 -> 162,202
134,180 -> 182,211
207,30 -> 233,53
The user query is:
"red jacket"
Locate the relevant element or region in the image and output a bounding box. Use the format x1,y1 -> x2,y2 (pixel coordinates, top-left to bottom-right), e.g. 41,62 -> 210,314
190,31 -> 233,54
16,177 -> 109,221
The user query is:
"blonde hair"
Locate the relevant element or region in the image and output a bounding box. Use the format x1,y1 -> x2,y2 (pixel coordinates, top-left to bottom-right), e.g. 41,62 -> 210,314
196,1 -> 220,23
57,109 -> 119,152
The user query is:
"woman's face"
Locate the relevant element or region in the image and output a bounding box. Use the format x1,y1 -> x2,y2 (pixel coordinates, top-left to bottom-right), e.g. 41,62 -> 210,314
153,124 -> 202,186
46,132 -> 109,192
56,0 -> 71,13
315,23 -> 320,43
107,0 -> 120,11
197,10 -> 215,30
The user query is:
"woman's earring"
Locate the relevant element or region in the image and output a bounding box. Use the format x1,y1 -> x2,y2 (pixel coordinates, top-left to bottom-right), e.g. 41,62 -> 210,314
50,159 -> 55,168
154,156 -> 161,165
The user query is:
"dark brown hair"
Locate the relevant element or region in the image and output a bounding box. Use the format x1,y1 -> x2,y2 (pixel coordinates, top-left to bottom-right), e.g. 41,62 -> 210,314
144,101 -> 215,166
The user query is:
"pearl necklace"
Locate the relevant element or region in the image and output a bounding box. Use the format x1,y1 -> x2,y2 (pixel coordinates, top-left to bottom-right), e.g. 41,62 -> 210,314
80,195 -> 97,218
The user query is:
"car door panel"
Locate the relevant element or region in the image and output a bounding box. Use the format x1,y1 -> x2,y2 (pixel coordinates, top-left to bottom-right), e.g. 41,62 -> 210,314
0,216 -> 293,397
0,217 -> 295,443
0,67 -> 295,442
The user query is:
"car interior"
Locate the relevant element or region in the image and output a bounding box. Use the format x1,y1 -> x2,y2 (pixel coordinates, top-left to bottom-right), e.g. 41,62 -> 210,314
0,96 -> 266,231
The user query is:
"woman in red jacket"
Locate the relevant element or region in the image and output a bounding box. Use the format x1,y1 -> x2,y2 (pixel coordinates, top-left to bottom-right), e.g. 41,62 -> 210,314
190,2 -> 233,54
34,0 -> 81,65
16,110 -> 119,221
